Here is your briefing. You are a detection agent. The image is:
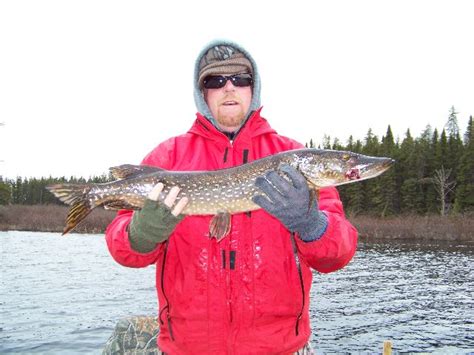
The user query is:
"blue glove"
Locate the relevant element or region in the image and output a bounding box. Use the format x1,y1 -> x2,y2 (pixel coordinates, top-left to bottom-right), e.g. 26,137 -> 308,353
252,164 -> 328,242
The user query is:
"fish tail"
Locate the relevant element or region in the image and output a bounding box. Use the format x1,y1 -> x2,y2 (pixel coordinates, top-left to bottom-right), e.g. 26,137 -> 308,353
46,184 -> 95,235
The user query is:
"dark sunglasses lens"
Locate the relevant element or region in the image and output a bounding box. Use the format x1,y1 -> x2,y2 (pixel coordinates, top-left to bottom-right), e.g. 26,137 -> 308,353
203,74 -> 253,89
231,74 -> 253,87
203,76 -> 225,89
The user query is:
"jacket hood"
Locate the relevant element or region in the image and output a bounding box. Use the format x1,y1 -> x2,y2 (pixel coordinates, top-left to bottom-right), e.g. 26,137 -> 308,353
193,39 -> 262,132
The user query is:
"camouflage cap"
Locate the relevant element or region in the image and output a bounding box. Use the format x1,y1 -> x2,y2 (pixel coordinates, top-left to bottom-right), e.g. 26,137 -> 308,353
198,45 -> 253,88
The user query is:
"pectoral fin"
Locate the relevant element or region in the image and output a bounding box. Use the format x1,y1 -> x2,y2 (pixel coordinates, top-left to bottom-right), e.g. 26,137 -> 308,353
209,212 -> 231,241
103,200 -> 140,211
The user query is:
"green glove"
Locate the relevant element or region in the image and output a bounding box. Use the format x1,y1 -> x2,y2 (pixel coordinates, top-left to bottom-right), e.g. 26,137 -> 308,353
128,199 -> 184,253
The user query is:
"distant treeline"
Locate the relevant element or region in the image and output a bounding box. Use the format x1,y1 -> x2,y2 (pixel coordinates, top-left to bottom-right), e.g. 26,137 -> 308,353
310,108 -> 473,216
0,175 -> 112,206
1,107 -> 473,216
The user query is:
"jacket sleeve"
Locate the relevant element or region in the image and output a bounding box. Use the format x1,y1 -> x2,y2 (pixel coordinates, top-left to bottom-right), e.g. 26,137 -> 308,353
295,187 -> 358,273
105,210 -> 164,268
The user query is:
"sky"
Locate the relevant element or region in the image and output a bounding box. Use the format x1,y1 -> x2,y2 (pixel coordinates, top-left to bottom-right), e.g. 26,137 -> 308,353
1,0 -> 473,179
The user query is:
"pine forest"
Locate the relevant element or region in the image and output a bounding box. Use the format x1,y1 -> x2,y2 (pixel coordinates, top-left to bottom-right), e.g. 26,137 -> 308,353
1,108 -> 473,217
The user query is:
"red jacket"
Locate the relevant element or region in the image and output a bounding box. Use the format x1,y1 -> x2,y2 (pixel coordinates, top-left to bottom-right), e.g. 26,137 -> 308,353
105,109 -> 358,354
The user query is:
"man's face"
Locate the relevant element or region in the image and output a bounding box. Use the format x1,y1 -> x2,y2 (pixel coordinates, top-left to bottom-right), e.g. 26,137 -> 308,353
204,75 -> 252,133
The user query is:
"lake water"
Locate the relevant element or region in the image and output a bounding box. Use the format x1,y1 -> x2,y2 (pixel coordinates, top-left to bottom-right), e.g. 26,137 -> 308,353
1,231 -> 473,354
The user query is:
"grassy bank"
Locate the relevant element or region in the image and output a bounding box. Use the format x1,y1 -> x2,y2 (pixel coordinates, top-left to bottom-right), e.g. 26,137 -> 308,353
0,204 -> 473,241
351,214 -> 473,241
0,204 -> 116,234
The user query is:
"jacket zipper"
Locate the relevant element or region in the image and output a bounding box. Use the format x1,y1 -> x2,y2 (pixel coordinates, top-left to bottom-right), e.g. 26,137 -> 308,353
158,240 -> 174,341
242,149 -> 249,164
291,233 -> 305,336
223,147 -> 229,163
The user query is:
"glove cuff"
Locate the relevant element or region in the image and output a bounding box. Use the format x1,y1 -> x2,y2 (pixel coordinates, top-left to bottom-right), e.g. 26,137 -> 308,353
297,211 -> 328,243
128,199 -> 184,253
128,223 -> 160,253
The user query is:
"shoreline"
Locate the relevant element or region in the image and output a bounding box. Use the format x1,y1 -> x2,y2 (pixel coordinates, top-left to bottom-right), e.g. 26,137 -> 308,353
1,204 -> 473,241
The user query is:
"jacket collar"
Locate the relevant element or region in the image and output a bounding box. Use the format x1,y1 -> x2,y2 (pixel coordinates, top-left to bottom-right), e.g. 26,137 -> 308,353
188,107 -> 276,145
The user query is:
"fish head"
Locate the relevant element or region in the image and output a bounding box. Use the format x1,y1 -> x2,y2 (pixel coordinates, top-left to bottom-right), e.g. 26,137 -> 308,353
293,149 -> 395,188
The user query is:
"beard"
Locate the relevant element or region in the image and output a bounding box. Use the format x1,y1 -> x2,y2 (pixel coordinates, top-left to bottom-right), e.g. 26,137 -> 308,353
215,108 -> 246,130
215,96 -> 247,131
204,86 -> 253,132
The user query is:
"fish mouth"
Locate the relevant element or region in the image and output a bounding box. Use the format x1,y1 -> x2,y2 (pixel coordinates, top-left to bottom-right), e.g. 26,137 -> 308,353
385,158 -> 396,167
376,158 -> 395,172
354,158 -> 395,179
345,168 -> 361,180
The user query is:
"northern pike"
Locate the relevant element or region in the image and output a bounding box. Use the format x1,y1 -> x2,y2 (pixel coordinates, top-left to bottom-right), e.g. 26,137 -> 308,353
47,148 -> 394,238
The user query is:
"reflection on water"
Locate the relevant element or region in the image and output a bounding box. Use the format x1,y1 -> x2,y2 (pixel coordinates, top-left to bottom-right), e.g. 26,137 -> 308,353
1,232 -> 473,354
1,231 -> 157,354
311,240 -> 474,354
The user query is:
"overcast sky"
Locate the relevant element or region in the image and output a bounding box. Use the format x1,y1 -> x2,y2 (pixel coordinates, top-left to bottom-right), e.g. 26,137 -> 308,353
1,0 -> 473,179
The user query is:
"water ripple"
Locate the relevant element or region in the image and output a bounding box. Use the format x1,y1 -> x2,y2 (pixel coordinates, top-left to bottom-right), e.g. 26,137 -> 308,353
1,231 -> 473,353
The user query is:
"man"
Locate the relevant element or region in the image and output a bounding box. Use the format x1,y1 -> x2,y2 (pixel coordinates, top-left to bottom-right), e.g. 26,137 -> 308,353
105,40 -> 358,354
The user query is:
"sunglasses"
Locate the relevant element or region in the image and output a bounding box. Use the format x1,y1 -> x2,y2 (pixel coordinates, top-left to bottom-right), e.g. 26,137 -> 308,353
203,73 -> 253,89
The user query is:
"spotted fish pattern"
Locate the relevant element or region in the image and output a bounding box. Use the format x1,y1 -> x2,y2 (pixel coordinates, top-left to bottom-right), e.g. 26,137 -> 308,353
47,148 -> 394,236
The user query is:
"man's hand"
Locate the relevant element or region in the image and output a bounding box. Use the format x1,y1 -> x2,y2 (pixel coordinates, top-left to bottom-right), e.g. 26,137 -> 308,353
128,183 -> 189,253
252,164 -> 328,242
147,183 -> 189,216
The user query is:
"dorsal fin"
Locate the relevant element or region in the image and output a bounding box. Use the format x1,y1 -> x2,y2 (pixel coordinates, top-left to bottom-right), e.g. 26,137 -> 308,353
109,164 -> 164,180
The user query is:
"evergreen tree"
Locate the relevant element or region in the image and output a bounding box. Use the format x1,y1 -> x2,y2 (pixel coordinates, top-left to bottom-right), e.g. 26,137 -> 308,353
434,129 -> 448,169
444,107 -> 464,210
413,125 -> 435,213
346,135 -> 355,151
322,135 -> 331,149
432,128 -> 440,167
353,139 -> 363,153
398,129 -> 418,213
444,106 -> 463,174
331,137 -> 343,150
11,177 -> 24,204
339,181 -> 365,216
305,138 -> 315,148
0,178 -> 11,205
378,125 -> 398,215
362,128 -> 379,155
454,116 -> 474,212
361,129 -> 382,214
464,115 -> 473,144
429,128 -> 451,212
445,106 -> 460,137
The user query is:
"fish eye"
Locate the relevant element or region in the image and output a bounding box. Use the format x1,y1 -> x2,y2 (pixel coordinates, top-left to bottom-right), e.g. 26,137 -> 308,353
342,153 -> 350,161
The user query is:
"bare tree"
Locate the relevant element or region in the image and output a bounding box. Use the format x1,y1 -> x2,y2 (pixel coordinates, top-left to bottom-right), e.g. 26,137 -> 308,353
431,166 -> 456,216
